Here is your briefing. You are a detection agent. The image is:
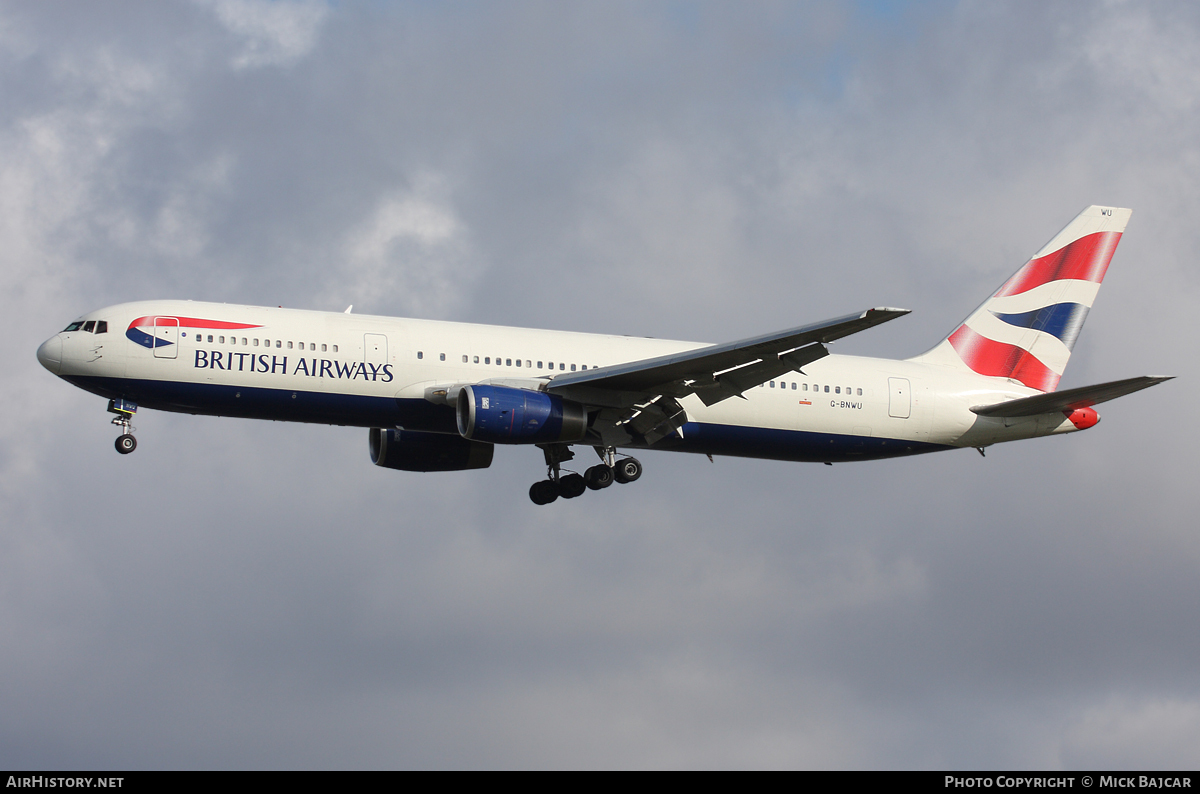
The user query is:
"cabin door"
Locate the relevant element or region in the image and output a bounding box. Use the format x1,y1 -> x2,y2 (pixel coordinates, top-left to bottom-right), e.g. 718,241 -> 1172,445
364,333 -> 388,369
153,316 -> 179,359
888,377 -> 911,419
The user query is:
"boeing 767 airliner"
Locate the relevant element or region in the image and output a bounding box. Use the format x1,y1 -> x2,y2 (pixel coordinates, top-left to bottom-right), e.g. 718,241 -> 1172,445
37,206 -> 1170,504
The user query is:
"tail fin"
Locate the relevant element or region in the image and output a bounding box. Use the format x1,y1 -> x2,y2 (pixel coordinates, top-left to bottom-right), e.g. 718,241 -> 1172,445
911,205 -> 1132,392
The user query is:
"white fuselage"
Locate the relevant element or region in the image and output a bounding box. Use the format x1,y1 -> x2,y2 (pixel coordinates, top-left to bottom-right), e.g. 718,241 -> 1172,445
38,300 -> 1088,464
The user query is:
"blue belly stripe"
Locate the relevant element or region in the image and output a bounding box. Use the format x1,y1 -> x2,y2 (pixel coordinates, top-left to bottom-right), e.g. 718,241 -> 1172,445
62,375 -> 952,463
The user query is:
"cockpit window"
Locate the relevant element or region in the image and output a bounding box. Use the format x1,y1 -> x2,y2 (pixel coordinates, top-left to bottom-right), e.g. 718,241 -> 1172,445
61,320 -> 109,333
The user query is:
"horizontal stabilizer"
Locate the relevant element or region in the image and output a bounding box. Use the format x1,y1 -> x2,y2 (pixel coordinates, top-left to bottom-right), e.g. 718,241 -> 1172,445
971,376 -> 1173,417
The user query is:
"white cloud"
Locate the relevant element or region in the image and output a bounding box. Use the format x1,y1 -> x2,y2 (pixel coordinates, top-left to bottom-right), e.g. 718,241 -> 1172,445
6,0 -> 1200,770
1078,4 -> 1200,116
330,178 -> 478,317
1062,696 -> 1200,768
0,42 -> 183,492
200,0 -> 329,69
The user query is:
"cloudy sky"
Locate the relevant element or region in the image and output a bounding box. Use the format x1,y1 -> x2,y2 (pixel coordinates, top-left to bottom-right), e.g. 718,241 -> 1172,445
3,0 -> 1198,769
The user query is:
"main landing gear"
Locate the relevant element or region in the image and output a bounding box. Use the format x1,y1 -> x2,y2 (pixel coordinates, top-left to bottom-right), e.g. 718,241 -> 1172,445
529,445 -> 643,505
108,398 -> 138,455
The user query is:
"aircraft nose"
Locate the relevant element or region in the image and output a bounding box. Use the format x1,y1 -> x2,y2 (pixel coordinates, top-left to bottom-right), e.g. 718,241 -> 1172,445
37,335 -> 63,375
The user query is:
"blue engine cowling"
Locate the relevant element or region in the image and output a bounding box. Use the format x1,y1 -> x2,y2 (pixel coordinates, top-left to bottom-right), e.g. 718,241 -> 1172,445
456,385 -> 588,444
369,428 -> 494,472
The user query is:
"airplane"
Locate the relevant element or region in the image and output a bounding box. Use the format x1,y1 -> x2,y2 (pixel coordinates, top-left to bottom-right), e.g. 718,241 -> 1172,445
36,205 -> 1170,504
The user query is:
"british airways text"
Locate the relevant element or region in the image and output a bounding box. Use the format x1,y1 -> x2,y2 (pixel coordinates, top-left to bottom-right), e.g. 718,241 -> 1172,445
193,350 -> 394,382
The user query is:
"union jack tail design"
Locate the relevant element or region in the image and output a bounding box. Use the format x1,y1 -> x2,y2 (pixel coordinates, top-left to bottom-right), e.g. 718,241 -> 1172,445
912,205 -> 1132,392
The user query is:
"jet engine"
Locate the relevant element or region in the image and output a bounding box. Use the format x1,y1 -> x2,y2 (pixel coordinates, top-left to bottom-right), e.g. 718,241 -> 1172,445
369,428 -> 494,472
456,385 -> 587,444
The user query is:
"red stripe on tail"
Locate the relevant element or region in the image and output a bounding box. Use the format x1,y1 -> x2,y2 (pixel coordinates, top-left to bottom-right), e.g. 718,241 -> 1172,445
948,326 -> 1061,392
995,231 -> 1121,298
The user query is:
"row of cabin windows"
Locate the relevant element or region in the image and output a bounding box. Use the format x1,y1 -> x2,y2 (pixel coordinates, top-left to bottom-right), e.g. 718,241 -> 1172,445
61,321 -> 340,354
63,320 -> 108,334
767,381 -> 863,396
181,332 -> 337,353
416,352 -> 595,372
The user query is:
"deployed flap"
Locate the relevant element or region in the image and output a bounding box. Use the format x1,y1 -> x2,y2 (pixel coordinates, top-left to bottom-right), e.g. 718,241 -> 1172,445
547,307 -> 908,408
971,376 -> 1172,417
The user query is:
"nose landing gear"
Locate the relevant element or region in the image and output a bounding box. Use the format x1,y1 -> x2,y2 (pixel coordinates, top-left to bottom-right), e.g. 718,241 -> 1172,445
528,445 -> 642,505
108,399 -> 138,455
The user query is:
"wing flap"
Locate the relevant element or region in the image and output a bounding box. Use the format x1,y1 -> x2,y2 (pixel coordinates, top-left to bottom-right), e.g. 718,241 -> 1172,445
548,307 -> 908,406
971,376 -> 1172,417
691,343 -> 830,406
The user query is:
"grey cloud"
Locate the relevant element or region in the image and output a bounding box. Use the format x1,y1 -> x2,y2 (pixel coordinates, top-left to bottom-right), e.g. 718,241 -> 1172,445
2,0 -> 1197,769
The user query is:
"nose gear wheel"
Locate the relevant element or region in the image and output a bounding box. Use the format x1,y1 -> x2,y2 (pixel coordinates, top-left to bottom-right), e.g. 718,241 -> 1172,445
108,399 -> 139,455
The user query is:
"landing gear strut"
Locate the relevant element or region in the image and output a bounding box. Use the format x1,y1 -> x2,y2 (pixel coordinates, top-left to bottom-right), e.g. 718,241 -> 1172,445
108,399 -> 138,455
528,445 -> 643,505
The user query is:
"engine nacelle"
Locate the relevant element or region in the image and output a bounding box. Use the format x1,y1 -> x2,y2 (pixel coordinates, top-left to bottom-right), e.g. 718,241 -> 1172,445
369,428 -> 494,472
456,385 -> 587,445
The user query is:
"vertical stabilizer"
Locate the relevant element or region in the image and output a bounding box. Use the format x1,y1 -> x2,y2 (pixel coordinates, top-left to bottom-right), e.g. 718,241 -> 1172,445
911,205 -> 1131,392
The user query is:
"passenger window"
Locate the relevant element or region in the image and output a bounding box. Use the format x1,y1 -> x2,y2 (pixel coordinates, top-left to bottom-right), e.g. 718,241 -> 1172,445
516,359 -> 522,367
835,386 -> 840,394
462,355 -> 468,363
537,361 -> 543,369
95,321 -> 107,334
582,365 -> 587,370
485,357 -> 490,364
254,339 -> 259,347
333,345 -> 338,353
208,335 -> 213,343
439,353 -> 445,361
857,388 -> 862,396
82,321 -> 95,333
242,338 -> 248,346
417,351 -> 423,359
473,356 -> 479,364
824,385 -> 829,393
791,383 -> 796,390
276,340 -> 282,348
287,341 -> 293,349
559,363 -> 565,370
571,364 -> 576,371
770,381 -> 775,388
320,344 -> 326,352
